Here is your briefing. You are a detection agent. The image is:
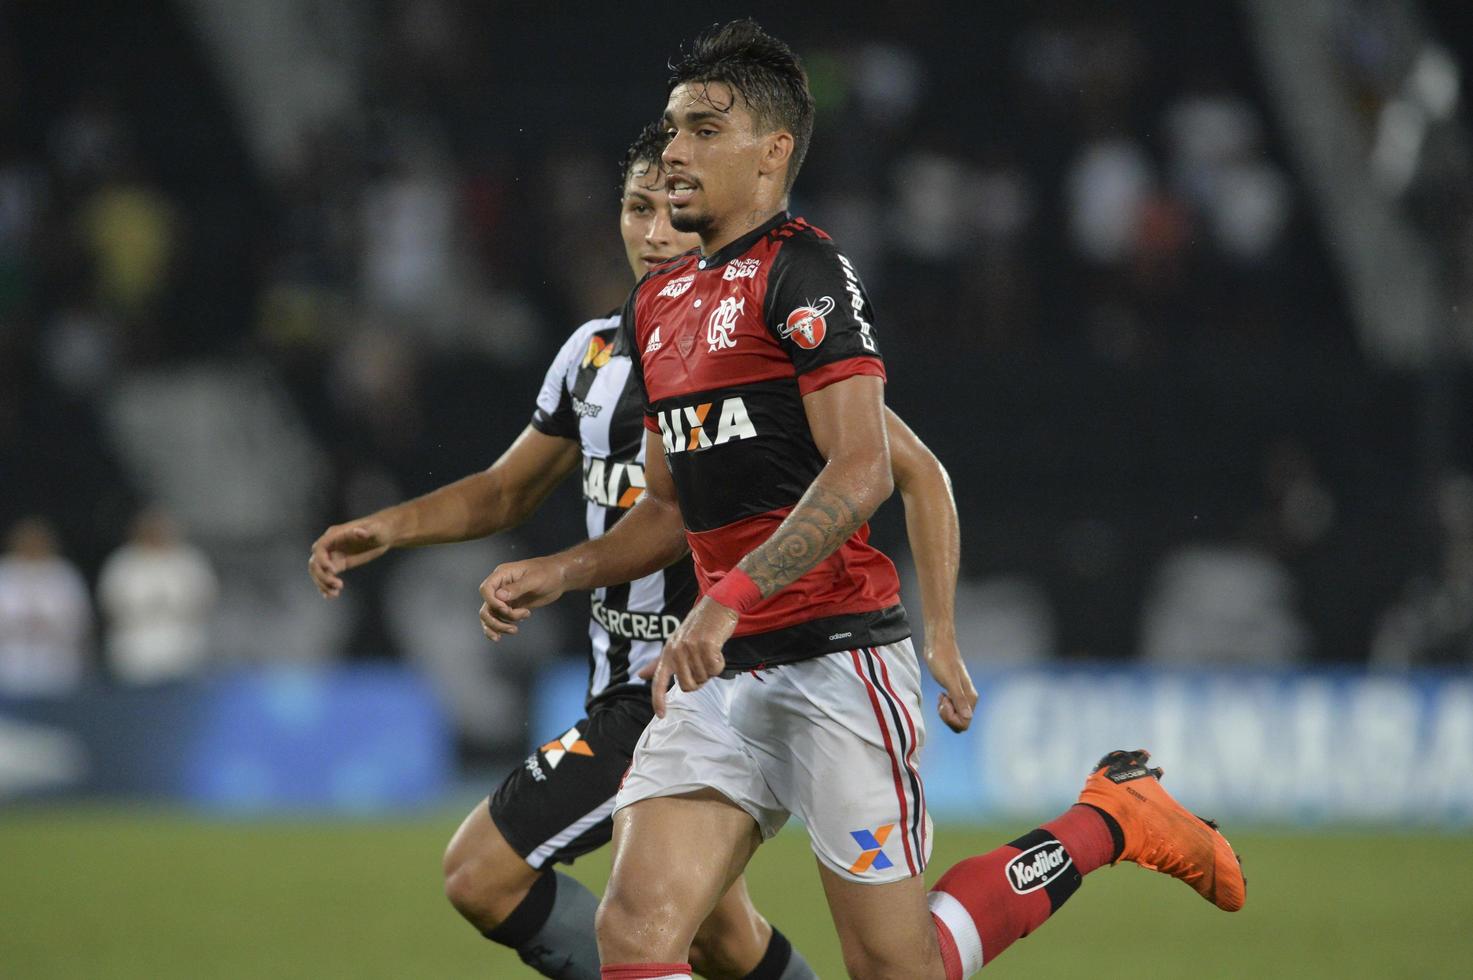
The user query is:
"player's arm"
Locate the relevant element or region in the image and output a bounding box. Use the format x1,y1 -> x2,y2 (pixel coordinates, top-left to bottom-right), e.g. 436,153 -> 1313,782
886,409 -> 976,733
478,427 -> 688,639
638,375 -> 894,716
740,375 -> 894,596
308,428 -> 580,598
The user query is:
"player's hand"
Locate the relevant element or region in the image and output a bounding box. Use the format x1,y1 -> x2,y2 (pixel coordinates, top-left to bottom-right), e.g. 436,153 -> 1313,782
639,596 -> 738,717
924,629 -> 977,733
309,519 -> 393,598
478,557 -> 567,642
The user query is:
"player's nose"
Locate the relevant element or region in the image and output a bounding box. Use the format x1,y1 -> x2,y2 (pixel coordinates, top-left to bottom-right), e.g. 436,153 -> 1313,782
647,211 -> 674,245
662,131 -> 688,169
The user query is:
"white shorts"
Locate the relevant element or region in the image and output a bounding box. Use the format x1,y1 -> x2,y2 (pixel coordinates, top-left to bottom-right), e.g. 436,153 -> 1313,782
615,641 -> 932,884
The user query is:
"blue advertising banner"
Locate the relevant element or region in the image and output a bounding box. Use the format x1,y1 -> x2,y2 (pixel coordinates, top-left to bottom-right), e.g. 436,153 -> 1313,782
0,665 -> 454,812
528,661 -> 1473,826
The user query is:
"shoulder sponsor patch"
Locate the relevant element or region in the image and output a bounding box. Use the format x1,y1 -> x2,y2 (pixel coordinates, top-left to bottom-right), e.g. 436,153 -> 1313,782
581,335 -> 613,369
781,296 -> 835,350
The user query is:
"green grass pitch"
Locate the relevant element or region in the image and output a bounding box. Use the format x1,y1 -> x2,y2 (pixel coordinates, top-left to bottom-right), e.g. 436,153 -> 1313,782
2,806 -> 1469,978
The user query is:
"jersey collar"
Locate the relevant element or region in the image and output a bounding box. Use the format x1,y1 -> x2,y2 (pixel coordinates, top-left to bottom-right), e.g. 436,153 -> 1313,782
694,211 -> 791,271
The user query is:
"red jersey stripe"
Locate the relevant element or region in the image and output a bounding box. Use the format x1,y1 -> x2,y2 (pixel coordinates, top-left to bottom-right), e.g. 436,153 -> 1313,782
796,356 -> 887,397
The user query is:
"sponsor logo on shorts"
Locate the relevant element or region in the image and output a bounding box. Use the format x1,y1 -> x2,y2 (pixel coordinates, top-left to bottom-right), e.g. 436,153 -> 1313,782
590,598 -> 681,642
848,824 -> 896,874
540,726 -> 595,769
524,756 -> 547,782
1005,840 -> 1073,894
644,326 -> 663,355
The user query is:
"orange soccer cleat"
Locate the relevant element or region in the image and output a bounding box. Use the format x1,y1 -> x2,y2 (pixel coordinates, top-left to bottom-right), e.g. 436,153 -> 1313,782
1077,749 -> 1247,912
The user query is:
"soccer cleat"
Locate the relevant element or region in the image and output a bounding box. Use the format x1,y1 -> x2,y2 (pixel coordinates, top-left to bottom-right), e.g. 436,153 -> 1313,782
1077,749 -> 1247,912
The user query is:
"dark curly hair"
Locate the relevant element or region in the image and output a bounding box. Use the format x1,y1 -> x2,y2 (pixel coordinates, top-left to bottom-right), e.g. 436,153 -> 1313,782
667,19 -> 815,194
618,121 -> 669,200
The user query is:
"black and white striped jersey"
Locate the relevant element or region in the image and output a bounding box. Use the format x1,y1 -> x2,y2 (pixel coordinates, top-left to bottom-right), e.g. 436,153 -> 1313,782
531,313 -> 698,706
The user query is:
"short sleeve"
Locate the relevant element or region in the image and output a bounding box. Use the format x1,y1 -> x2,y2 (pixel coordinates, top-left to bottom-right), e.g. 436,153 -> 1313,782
762,235 -> 887,396
530,323 -> 593,439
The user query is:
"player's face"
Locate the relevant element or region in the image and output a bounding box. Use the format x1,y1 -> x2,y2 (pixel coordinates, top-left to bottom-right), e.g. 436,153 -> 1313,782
662,81 -> 770,240
619,161 -> 701,280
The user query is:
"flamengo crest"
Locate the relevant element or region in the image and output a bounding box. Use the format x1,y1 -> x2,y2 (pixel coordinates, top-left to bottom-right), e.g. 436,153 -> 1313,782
706,295 -> 743,352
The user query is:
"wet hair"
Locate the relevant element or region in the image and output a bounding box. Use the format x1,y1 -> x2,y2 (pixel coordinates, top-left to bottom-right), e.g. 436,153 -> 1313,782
619,120 -> 669,199
667,19 -> 815,193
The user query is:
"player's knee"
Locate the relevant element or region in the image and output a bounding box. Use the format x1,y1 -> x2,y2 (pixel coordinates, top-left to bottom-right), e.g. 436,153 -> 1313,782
688,909 -> 767,978
596,885 -> 687,961
442,839 -> 524,930
687,931 -> 750,980
838,929 -> 942,980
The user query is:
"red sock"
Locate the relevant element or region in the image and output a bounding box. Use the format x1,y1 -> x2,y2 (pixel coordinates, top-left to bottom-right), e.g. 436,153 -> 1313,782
600,964 -> 691,979
927,805 -> 1118,978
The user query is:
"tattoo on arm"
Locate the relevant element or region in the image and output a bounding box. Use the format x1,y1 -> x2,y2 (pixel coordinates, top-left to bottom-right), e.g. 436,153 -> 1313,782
741,483 -> 865,598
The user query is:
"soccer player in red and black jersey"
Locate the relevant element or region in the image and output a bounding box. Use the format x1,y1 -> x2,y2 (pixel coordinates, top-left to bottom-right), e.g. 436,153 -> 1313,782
482,21 -> 1245,980
311,122 -> 964,980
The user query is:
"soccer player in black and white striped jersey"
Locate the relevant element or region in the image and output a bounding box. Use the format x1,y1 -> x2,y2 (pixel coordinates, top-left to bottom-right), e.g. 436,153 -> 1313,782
308,123 -> 970,979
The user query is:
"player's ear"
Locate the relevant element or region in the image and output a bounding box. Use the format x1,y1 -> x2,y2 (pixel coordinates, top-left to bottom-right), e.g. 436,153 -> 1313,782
758,130 -> 794,180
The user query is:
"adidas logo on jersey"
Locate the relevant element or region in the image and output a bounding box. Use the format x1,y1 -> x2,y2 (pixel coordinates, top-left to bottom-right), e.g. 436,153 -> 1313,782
656,396 -> 757,454
644,327 -> 663,355
1006,841 -> 1073,894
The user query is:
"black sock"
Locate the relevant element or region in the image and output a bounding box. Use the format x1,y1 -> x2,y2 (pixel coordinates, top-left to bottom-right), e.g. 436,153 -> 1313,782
1081,802 -> 1127,862
482,871 -> 601,980
742,927 -> 817,980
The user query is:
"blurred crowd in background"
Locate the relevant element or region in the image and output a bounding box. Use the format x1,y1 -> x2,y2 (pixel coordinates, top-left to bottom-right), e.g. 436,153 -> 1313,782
2,0 -> 1472,754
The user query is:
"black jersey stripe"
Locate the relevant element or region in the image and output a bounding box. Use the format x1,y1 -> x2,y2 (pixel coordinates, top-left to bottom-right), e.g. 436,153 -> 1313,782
536,315 -> 697,708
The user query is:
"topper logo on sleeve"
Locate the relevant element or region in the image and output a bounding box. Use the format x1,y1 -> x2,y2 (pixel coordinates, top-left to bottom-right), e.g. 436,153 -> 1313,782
1005,840 -> 1073,894
659,275 -> 695,299
781,296 -> 835,350
656,397 -> 757,454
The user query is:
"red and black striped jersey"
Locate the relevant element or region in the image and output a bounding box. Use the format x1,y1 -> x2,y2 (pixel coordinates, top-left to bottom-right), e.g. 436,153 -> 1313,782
620,212 -> 910,669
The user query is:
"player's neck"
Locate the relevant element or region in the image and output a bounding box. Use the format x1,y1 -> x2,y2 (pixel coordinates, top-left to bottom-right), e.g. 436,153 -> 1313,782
700,204 -> 786,257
